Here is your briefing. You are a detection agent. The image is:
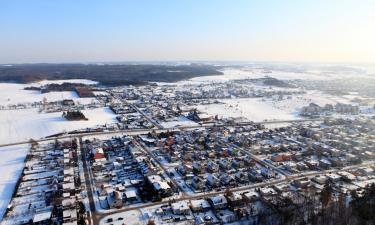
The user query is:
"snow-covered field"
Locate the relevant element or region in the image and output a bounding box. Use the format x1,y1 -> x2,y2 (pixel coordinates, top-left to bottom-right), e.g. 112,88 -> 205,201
0,144 -> 29,220
0,80 -> 116,145
171,64 -> 375,86
160,116 -> 199,128
100,210 -> 143,225
0,80 -> 115,220
0,107 -> 117,144
196,98 -> 300,122
0,83 -> 80,105
0,79 -> 97,106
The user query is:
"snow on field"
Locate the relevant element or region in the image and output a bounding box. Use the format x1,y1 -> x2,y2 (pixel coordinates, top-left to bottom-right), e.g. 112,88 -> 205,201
0,80 -> 98,106
100,209 -> 144,225
0,83 -> 81,105
261,90 -> 352,114
0,107 -> 117,144
196,98 -> 299,122
0,144 -> 29,220
160,116 -> 199,128
172,65 -> 375,86
192,68 -> 264,82
73,97 -> 99,105
195,90 -> 354,123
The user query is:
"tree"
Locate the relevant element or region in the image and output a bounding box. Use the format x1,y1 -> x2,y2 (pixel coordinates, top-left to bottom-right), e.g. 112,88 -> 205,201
320,183 -> 333,225
225,187 -> 234,197
351,184 -> 375,224
320,183 -> 333,208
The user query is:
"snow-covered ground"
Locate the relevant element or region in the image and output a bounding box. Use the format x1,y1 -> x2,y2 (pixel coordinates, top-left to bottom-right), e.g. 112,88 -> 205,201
160,116 -> 199,128
0,79 -> 97,106
0,83 -> 80,105
0,80 -> 117,145
100,210 -> 144,225
0,144 -> 29,220
0,107 -> 117,144
169,64 -> 375,86
196,98 -> 300,122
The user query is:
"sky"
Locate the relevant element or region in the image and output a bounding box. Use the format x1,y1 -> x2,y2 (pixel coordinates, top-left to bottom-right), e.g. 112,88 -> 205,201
0,0 -> 374,64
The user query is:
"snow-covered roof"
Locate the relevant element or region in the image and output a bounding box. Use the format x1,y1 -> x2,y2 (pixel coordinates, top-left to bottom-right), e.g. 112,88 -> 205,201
33,210 -> 52,223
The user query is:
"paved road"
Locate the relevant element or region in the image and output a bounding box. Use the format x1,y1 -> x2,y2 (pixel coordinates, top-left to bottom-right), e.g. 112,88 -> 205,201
224,141 -> 289,177
80,138 -> 100,225
132,137 -> 185,194
92,162 -> 373,224
129,103 -> 163,129
0,118 -> 322,148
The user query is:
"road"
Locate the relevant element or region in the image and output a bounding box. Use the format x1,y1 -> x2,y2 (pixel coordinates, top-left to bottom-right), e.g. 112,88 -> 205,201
0,117 -> 323,225
80,137 -> 98,225
0,118 -> 322,148
132,137 -> 185,194
224,141 -> 290,177
91,162 -> 373,224
129,103 -> 163,129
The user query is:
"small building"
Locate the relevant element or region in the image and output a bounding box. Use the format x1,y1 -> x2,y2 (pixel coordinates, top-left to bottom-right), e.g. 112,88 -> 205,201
227,193 -> 244,209
172,201 -> 190,215
208,195 -> 228,210
190,199 -> 211,212
147,175 -> 172,197
125,190 -> 138,202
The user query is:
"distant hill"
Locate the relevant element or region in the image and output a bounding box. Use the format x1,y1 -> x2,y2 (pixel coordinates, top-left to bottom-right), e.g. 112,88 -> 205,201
0,63 -> 223,86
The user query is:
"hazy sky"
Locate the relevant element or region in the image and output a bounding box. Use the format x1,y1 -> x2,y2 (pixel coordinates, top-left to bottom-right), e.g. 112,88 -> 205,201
0,0 -> 374,64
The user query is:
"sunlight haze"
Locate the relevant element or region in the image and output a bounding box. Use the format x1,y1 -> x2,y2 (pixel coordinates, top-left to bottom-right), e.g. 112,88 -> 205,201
0,0 -> 374,63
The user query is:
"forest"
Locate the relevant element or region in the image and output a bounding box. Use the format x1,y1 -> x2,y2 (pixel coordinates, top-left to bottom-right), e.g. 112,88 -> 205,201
0,63 -> 223,86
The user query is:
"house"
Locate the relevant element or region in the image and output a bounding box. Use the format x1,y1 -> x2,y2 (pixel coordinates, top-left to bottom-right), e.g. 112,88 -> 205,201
125,190 -> 138,202
172,201 -> 190,215
260,168 -> 275,179
108,191 -> 123,208
208,195 -> 228,210
220,174 -> 235,186
193,162 -> 203,174
206,174 -> 219,187
325,173 -> 340,182
177,164 -> 192,175
190,199 -> 211,212
235,171 -> 249,183
93,148 -> 105,161
232,158 -> 245,168
293,178 -> 310,188
33,210 -> 52,224
259,187 -> 277,197
301,103 -> 322,116
219,159 -> 231,170
216,210 -> 236,223
337,171 -> 356,182
305,160 -> 319,169
319,159 -> 332,169
357,167 -> 374,176
63,208 -> 77,223
243,190 -> 259,202
248,170 -> 263,182
227,193 -> 244,209
147,175 -> 172,197
206,161 -> 219,173
312,175 -> 328,185
192,176 -> 205,190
